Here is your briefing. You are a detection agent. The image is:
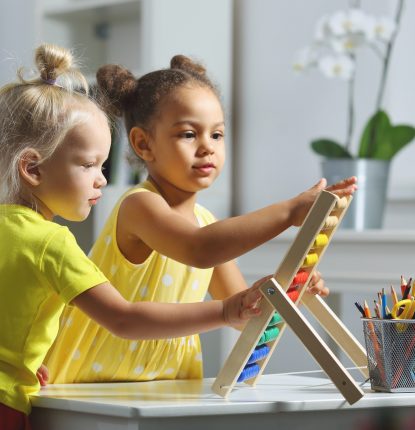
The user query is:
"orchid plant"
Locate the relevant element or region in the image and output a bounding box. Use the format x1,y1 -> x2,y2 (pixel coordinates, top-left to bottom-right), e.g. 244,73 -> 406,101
294,0 -> 415,160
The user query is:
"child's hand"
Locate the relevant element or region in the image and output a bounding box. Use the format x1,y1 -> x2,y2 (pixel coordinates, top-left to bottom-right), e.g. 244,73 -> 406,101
222,276 -> 271,326
291,176 -> 357,226
36,364 -> 49,387
306,271 -> 329,297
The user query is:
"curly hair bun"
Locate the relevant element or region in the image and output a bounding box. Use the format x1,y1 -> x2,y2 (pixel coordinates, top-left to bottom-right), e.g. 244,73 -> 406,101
96,64 -> 138,117
35,44 -> 73,82
170,55 -> 206,76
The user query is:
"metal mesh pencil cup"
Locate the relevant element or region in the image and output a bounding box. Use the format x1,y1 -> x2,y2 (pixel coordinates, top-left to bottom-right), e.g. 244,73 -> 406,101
362,318 -> 415,392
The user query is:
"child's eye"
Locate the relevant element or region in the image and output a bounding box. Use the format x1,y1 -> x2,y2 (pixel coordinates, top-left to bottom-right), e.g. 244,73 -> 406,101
180,131 -> 196,139
83,163 -> 94,169
212,132 -> 224,140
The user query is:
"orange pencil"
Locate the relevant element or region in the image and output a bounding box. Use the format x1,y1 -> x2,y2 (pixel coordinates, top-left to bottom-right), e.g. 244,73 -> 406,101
363,300 -> 372,318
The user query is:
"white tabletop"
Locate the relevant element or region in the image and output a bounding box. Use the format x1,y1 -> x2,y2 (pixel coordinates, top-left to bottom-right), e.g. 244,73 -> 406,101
31,370 -> 415,419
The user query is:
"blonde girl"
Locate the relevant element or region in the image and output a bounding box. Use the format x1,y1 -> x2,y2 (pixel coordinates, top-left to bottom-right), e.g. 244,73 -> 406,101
0,46 -> 264,430
45,55 -> 357,384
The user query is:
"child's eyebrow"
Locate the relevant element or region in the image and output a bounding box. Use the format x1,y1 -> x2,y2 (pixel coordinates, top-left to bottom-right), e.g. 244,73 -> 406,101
172,120 -> 225,128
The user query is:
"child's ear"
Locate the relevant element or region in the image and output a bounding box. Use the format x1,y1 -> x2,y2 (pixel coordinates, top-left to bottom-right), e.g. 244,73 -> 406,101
18,148 -> 43,187
130,127 -> 154,161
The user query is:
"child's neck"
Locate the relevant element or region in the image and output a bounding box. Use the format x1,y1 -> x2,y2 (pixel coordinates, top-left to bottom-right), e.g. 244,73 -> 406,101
147,175 -> 197,217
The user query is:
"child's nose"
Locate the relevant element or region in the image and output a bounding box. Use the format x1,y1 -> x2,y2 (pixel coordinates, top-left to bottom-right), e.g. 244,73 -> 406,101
96,171 -> 107,188
199,137 -> 214,155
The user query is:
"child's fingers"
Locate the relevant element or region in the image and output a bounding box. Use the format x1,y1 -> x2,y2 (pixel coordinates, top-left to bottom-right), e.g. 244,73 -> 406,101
307,271 -> 330,297
250,274 -> 273,290
325,176 -> 358,196
36,364 -> 49,386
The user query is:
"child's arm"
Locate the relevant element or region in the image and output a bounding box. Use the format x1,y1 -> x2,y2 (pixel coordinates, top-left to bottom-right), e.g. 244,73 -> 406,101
119,177 -> 357,269
71,277 -> 267,340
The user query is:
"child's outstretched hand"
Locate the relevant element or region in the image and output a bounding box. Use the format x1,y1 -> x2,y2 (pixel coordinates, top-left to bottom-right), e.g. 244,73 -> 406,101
36,364 -> 49,387
222,276 -> 271,326
306,271 -> 329,297
291,176 -> 357,226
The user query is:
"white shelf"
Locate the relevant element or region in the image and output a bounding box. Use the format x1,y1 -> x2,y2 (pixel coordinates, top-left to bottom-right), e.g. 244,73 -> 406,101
39,0 -> 143,77
42,0 -> 140,17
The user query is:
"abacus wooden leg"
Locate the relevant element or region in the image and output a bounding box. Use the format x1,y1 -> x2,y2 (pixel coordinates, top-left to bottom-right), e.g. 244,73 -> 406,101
301,294 -> 369,378
260,278 -> 364,405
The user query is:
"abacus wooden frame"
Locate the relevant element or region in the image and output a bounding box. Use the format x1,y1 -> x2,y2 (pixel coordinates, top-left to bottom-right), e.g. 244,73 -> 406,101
212,191 -> 368,405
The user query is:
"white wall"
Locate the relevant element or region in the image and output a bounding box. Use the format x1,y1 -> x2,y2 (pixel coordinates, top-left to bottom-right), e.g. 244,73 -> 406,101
0,0 -> 38,85
233,0 -> 415,214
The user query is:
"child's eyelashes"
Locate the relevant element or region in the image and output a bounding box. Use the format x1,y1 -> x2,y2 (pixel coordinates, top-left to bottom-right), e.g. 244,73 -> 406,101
212,132 -> 224,140
180,131 -> 196,139
178,131 -> 225,141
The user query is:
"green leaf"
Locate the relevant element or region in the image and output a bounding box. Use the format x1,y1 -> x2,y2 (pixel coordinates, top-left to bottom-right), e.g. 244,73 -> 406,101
373,125 -> 415,160
358,110 -> 391,158
310,139 -> 352,158
358,110 -> 415,160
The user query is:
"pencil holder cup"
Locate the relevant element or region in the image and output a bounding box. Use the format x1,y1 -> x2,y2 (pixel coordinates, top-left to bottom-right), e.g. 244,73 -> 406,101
362,318 -> 415,393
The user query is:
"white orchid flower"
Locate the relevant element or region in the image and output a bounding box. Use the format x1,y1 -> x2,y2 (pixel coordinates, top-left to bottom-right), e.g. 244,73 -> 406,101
293,47 -> 317,72
318,55 -> 355,80
328,8 -> 370,37
330,33 -> 366,53
373,16 -> 396,42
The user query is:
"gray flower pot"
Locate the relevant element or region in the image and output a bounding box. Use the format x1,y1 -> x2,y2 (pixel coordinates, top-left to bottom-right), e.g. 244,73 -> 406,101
321,159 -> 390,230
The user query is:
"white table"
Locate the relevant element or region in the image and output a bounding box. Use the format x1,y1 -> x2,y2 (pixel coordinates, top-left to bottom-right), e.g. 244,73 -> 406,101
30,370 -> 415,430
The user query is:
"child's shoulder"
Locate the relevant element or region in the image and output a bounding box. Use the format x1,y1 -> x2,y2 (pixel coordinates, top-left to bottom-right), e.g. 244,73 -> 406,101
0,204 -> 73,250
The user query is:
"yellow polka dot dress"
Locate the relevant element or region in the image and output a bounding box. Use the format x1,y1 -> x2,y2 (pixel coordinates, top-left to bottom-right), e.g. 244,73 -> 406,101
45,181 -> 215,383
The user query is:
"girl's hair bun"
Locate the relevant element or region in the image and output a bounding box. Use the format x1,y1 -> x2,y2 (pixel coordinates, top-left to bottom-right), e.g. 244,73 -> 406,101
96,64 -> 138,117
170,55 -> 206,76
35,44 -> 73,82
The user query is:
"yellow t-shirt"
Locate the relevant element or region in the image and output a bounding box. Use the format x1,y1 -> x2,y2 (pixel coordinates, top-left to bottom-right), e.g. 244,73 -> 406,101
0,205 -> 108,414
45,181 -> 216,383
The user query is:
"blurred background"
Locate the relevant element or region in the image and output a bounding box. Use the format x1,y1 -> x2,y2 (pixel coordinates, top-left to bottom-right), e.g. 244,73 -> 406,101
1,0 -> 415,378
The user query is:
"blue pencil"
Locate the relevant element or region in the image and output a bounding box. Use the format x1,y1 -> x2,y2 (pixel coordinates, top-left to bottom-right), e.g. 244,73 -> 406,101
381,288 -> 387,319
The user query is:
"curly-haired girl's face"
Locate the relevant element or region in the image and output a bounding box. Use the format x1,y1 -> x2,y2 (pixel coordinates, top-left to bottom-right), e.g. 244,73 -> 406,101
145,86 -> 225,194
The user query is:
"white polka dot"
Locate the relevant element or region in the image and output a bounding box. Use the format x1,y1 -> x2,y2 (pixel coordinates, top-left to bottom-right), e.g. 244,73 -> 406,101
147,371 -> 158,379
65,317 -> 73,327
72,349 -> 81,360
110,264 -> 118,276
130,341 -> 138,351
134,366 -> 144,375
195,352 -> 203,361
187,266 -> 195,272
92,362 -> 103,373
164,368 -> 175,375
192,280 -> 200,290
140,286 -> 148,298
160,255 -> 167,260
105,235 -> 112,245
188,337 -> 195,346
180,337 -> 186,346
162,274 -> 173,287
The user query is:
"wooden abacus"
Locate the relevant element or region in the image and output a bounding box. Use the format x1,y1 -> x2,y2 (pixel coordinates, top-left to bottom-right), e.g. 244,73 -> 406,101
212,191 -> 368,405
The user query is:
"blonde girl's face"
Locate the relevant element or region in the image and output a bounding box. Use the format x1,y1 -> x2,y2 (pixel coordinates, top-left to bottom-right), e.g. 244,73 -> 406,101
145,86 -> 225,193
34,106 -> 111,221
